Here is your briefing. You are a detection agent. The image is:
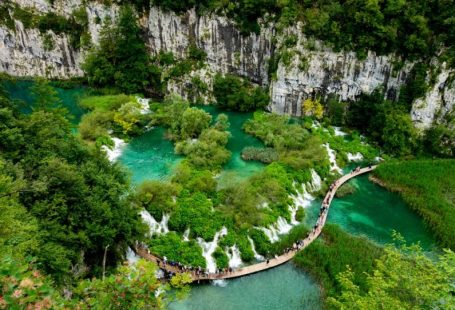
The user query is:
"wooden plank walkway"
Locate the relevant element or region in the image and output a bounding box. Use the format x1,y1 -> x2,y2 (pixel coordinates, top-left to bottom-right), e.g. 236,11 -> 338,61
136,165 -> 377,281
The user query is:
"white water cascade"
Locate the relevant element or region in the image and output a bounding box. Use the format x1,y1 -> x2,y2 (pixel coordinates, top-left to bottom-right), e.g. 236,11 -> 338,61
140,210 -> 170,236
333,126 -> 348,136
136,96 -> 151,114
126,247 -> 140,265
102,137 -> 127,162
324,143 -> 342,174
347,152 -> 364,162
306,169 -> 322,192
226,245 -> 243,268
197,227 -> 228,273
183,228 -> 190,242
248,237 -> 265,261
258,216 -> 293,243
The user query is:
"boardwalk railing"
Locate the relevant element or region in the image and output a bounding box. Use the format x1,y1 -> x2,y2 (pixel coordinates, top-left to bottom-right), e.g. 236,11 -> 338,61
136,165 -> 377,281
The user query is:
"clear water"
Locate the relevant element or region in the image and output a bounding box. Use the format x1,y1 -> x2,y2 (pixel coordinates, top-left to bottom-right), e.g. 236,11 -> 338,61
119,105 -> 265,184
305,174 -> 436,250
119,127 -> 182,184
2,80 -> 87,124
169,263 -> 321,310
200,106 -> 265,187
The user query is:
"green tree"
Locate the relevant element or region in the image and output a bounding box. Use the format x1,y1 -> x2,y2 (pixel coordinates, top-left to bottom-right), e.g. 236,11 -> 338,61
30,79 -> 62,112
330,238 -> 455,309
382,112 -> 417,156
181,107 -> 212,139
83,6 -> 161,94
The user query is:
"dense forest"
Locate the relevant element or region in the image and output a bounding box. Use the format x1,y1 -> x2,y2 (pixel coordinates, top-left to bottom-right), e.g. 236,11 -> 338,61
0,0 -> 455,308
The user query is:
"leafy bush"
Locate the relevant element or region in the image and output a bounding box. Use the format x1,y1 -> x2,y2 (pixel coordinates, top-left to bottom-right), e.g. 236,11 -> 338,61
241,146 -> 279,163
213,74 -> 269,112
147,232 -> 206,268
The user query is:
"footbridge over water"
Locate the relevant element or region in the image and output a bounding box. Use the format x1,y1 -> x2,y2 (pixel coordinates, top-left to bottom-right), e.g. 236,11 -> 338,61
136,165 -> 377,281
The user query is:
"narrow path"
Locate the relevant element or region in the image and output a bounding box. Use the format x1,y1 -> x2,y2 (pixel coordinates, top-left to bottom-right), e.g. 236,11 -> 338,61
136,165 -> 377,281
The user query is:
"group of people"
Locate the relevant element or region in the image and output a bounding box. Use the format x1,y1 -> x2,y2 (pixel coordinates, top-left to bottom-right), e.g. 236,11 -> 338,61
138,166 -> 376,278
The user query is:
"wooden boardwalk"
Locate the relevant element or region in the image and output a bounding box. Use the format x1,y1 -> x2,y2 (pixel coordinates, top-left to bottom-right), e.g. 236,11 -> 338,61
136,165 -> 377,281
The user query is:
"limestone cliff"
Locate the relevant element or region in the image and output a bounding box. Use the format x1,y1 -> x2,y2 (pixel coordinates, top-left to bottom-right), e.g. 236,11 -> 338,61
0,1 -> 453,129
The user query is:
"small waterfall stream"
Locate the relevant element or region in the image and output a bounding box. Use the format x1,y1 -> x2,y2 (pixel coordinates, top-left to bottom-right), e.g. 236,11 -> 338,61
226,245 -> 243,268
324,143 -> 342,174
197,227 -> 228,272
102,137 -> 127,162
140,210 -> 170,236
248,237 -> 265,261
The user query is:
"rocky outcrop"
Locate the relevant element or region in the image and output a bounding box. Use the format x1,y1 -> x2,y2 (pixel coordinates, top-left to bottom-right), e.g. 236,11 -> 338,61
0,2 -> 453,127
270,28 -> 413,116
0,19 -> 82,78
411,64 -> 455,130
145,7 -> 273,85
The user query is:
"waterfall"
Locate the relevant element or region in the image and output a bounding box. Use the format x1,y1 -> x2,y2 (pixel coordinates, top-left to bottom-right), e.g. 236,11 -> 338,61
324,143 -> 342,174
102,137 -> 126,162
136,96 -> 151,114
248,237 -> 265,261
306,169 -> 322,192
347,152 -> 364,162
226,245 -> 243,268
333,126 -> 347,136
197,227 -> 228,273
258,216 -> 293,243
183,228 -> 190,241
126,247 -> 139,264
140,210 -> 170,236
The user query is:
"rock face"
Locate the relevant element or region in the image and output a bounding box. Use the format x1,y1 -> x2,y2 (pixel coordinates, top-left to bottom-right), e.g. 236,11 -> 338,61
0,2 -> 453,127
0,20 -> 82,78
145,7 -> 273,85
411,63 -> 455,130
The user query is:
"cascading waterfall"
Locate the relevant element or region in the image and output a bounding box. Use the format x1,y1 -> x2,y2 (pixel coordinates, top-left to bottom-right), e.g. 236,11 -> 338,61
102,137 -> 127,162
197,227 -> 228,273
226,245 -> 243,268
347,152 -> 364,162
136,97 -> 151,114
306,169 -> 322,192
183,228 -> 190,241
248,237 -> 265,261
126,247 -> 140,264
258,216 -> 293,243
324,143 -> 342,174
140,210 -> 170,236
333,126 -> 347,136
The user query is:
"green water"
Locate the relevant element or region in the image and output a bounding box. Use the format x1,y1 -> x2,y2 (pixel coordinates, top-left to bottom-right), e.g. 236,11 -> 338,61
119,127 -> 182,184
200,106 -> 265,187
119,105 -> 265,184
2,80 -> 87,124
305,174 -> 436,250
169,263 -> 321,310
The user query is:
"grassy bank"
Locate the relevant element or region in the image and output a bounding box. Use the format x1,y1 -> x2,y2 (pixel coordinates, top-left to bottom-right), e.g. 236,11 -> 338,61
374,159 -> 455,250
293,224 -> 383,304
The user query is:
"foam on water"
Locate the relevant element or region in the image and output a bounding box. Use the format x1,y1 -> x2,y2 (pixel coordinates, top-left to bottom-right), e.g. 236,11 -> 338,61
324,143 -> 342,174
102,137 -> 127,162
226,245 -> 243,268
197,227 -> 228,273
140,210 -> 170,236
248,237 -> 265,261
